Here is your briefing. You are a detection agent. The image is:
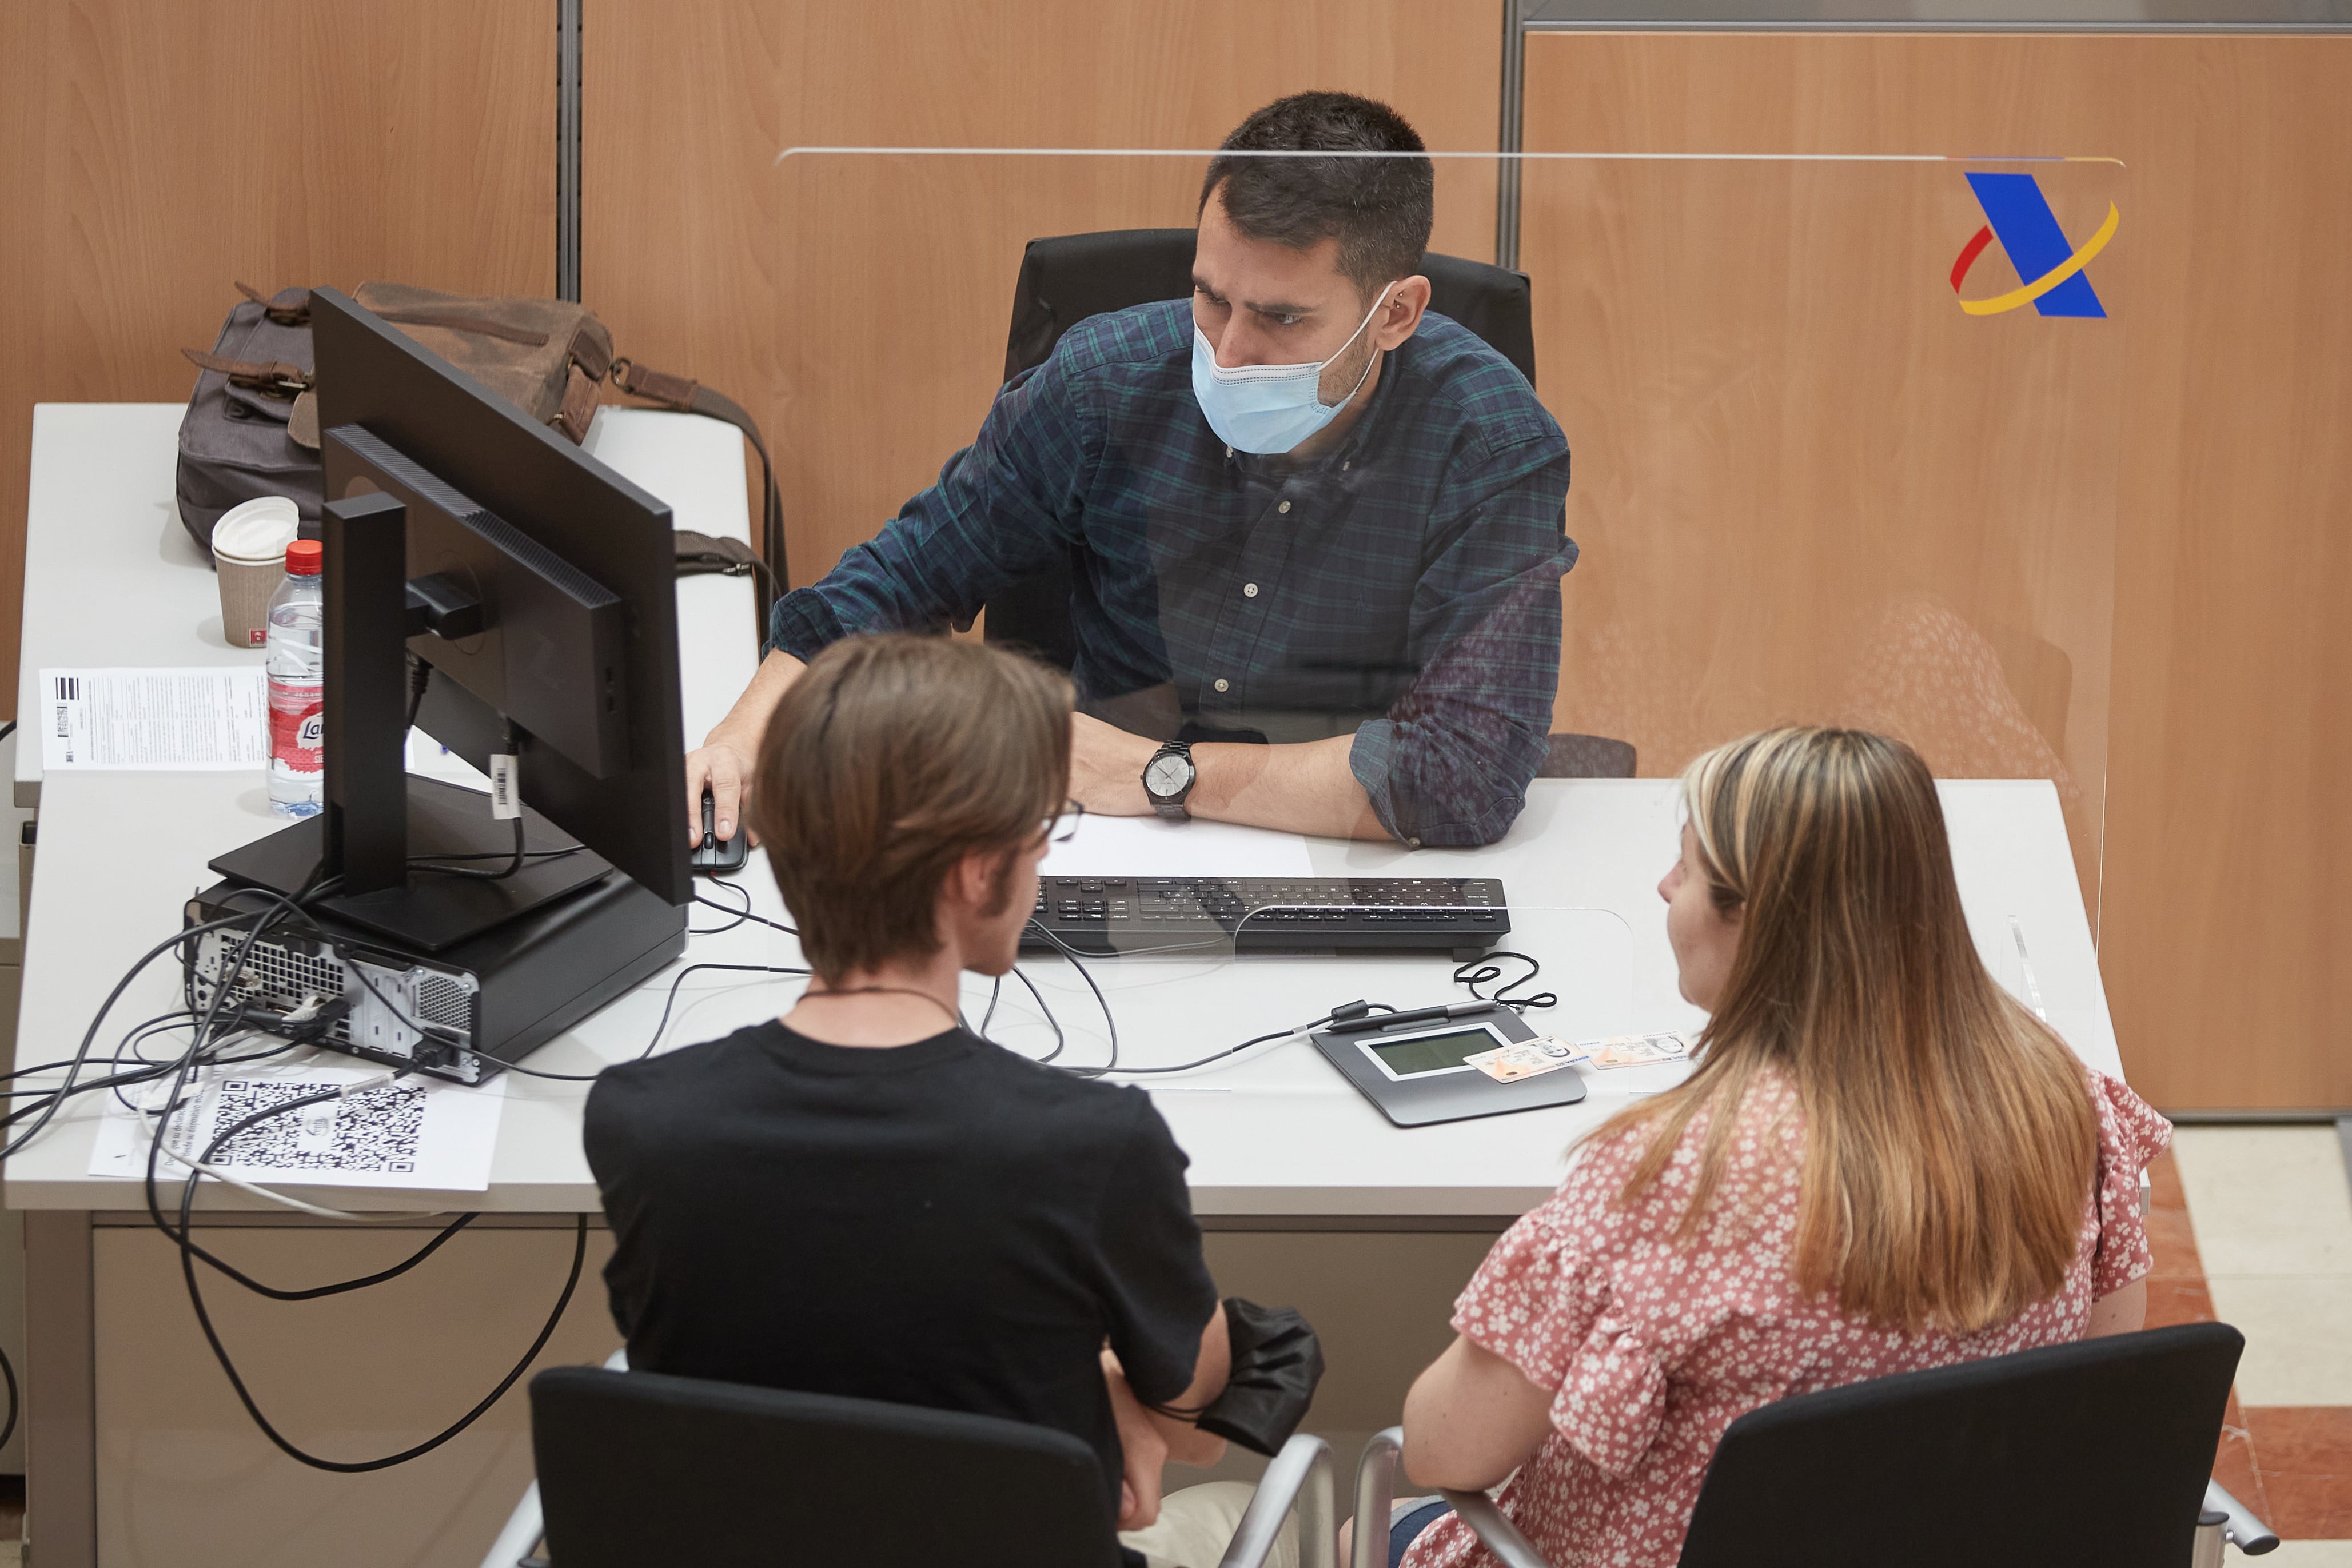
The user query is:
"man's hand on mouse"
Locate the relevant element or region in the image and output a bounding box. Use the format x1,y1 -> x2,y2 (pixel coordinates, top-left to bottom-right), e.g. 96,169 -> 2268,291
685,735 -> 759,846
684,648 -> 808,847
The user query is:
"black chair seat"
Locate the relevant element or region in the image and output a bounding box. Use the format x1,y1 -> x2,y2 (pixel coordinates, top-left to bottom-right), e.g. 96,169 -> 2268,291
1676,1322 -> 2244,1568
1413,1322 -> 2255,1568
530,1366 -> 1124,1567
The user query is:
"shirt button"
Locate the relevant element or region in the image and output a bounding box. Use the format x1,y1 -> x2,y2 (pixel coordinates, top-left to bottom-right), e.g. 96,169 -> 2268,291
1214,678 -> 1230,693
1243,583 -> 1258,599
1277,501 -> 1291,514
1406,837 -> 1422,848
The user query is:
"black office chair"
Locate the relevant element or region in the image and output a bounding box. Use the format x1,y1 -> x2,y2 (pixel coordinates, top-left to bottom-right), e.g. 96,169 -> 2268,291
986,229 -> 1633,781
1349,1322 -> 2277,1568
1000,228 -> 1538,391
483,1360 -> 1338,1567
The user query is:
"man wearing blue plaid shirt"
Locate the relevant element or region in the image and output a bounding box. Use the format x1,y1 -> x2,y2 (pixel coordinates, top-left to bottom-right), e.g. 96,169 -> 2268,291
690,91 -> 1574,851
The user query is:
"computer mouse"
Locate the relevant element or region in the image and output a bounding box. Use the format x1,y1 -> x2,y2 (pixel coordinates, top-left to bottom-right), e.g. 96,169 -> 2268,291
691,785 -> 748,875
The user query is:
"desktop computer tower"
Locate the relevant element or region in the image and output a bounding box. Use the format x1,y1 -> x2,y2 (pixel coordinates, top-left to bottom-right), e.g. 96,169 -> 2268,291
183,873 -> 685,1086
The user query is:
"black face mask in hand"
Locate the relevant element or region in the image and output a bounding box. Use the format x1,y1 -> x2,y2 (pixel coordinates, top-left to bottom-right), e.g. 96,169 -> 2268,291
1175,1297 -> 1326,1457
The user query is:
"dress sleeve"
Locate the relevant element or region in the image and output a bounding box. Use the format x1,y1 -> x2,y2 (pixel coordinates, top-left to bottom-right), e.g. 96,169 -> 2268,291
2087,1069 -> 2172,1299
1449,1139 -> 1672,1481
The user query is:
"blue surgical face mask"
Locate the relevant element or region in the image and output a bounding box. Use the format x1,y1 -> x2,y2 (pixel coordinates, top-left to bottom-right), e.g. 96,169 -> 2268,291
1190,283 -> 1398,455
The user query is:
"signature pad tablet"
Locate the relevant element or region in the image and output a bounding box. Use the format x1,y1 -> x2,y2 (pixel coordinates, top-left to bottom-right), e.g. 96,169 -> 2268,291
1311,1011 -> 1589,1128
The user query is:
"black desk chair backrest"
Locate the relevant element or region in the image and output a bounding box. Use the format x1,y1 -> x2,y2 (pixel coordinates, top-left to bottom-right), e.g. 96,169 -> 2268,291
1002,227 -> 1537,389
1676,1321 -> 2244,1568
984,229 -> 1538,675
529,1365 -> 1124,1568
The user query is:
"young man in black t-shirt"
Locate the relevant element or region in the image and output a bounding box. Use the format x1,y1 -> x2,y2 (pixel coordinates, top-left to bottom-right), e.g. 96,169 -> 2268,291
586,635 -> 1282,1566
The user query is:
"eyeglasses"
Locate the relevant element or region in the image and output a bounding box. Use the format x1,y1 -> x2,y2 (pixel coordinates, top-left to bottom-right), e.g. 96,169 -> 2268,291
1043,800 -> 1086,843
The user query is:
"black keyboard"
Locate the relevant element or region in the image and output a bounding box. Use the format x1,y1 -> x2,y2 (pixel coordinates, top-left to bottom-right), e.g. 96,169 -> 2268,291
1023,876 -> 1509,957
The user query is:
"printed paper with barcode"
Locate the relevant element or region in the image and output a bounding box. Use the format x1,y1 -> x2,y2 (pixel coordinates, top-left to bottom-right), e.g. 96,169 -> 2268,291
39,667 -> 269,771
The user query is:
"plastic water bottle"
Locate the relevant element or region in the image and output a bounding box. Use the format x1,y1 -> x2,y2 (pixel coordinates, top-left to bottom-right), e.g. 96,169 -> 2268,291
265,539 -> 325,816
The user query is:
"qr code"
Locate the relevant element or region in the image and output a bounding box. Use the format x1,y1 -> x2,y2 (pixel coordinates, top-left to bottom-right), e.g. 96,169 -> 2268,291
208,1081 -> 426,1174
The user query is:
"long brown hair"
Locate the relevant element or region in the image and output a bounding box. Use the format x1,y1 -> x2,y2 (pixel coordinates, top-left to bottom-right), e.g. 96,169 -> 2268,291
1600,727 -> 2098,1335
756,635 -> 1071,984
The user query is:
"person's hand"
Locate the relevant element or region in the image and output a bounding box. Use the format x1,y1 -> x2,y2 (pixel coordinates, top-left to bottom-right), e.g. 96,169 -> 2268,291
1070,712 -> 1160,817
1102,1352 -> 1170,1531
684,735 -> 759,847
684,648 -> 807,848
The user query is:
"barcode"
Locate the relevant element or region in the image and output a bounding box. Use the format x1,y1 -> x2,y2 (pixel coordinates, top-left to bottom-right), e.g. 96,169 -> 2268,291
52,676 -> 77,702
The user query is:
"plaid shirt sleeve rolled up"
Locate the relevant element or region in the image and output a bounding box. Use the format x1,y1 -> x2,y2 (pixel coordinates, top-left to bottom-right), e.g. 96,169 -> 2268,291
768,301 -> 1576,847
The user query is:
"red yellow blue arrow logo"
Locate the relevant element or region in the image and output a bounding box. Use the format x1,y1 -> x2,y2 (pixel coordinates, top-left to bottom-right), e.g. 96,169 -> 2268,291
1951,171 -> 2119,318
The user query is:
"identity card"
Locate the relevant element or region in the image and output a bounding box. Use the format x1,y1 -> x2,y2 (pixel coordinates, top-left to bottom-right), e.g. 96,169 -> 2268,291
1586,1032 -> 1692,1070
1466,1037 -> 1589,1083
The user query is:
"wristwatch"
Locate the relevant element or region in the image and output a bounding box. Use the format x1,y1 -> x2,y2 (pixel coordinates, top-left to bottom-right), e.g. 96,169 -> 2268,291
1142,740 -> 1197,820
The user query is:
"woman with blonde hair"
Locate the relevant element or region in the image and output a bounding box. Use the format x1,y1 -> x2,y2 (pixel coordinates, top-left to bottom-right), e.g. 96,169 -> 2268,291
1386,727 -> 2167,1568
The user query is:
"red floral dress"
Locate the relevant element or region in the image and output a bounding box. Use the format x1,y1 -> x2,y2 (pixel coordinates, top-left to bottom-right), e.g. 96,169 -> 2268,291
1401,1068 -> 2168,1568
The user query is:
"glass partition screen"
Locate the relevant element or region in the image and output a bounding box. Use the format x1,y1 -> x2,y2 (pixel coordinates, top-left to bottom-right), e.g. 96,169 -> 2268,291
768,145 -> 2124,940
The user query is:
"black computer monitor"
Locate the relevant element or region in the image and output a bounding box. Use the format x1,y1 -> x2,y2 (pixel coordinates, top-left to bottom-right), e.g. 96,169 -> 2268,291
212,287 -> 690,951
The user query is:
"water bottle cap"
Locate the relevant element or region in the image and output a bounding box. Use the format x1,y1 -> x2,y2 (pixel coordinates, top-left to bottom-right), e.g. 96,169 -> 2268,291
284,540 -> 323,577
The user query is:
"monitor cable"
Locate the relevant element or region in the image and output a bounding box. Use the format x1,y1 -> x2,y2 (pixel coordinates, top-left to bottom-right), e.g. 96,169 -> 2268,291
472,960 -> 812,1082
1007,926 -> 1407,1079
169,1082 -> 586,1474
114,895 -> 587,1474
1102,999 -> 1397,1077
690,891 -> 795,938
1022,921 -> 1123,1075
979,967 -> 1067,1066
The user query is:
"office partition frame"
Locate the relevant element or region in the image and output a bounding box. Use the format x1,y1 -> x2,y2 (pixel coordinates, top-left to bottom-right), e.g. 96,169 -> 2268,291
1493,0 -> 2352,269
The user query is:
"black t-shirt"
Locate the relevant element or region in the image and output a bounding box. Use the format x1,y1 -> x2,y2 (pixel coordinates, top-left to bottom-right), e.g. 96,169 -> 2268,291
584,1020 -> 1220,1527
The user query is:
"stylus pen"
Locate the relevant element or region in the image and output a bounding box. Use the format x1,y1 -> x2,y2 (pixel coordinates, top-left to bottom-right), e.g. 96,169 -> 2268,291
1325,1000 -> 1501,1035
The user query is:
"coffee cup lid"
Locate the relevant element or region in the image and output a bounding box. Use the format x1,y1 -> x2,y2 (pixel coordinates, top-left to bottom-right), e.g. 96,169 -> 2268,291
213,497 -> 301,564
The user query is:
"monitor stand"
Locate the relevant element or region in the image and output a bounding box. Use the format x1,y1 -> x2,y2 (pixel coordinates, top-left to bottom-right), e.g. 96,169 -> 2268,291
210,773 -> 615,954
209,490 -> 635,955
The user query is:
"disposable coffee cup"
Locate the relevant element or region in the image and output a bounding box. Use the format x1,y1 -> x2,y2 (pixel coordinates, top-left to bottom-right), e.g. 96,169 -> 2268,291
212,497 -> 301,649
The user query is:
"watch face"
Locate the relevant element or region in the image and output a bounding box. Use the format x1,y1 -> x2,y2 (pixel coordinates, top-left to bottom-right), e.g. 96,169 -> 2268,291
1144,752 -> 1193,797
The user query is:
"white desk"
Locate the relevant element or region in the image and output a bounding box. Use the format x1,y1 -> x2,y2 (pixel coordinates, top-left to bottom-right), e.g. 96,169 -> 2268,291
3,406 -> 2127,1566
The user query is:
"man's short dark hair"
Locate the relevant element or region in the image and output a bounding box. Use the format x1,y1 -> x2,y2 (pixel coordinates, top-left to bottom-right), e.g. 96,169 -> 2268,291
1199,91 -> 1435,299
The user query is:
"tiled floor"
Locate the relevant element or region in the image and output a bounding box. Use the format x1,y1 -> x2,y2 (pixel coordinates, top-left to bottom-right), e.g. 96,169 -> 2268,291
2155,1125 -> 2352,1558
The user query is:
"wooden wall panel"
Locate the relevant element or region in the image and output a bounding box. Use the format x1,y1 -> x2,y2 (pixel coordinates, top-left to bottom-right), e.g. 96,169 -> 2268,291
1522,33 -> 2352,1111
0,0 -> 557,720
581,0 -> 1501,601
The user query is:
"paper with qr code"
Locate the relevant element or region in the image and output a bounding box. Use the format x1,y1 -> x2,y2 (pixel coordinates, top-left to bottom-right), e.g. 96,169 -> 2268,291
87,1059 -> 505,1190
1586,1032 -> 1693,1070
1467,1038 -> 1589,1083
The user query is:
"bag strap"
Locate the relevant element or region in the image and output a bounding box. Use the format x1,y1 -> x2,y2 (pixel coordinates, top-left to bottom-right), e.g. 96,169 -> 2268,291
235,281 -> 312,325
180,348 -> 312,398
611,358 -> 787,626
557,364 -> 601,445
